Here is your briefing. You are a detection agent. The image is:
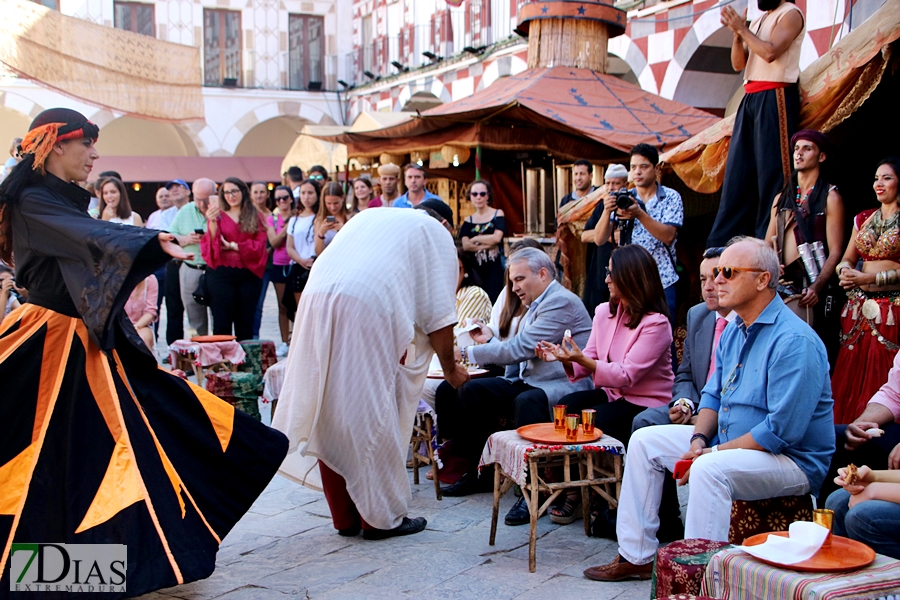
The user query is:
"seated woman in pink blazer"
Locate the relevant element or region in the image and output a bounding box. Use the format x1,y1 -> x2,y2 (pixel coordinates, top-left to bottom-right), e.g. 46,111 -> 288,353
537,243 -> 674,523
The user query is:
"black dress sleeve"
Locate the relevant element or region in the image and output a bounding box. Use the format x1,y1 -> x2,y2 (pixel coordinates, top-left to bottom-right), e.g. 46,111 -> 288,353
493,215 -> 508,236
15,188 -> 170,349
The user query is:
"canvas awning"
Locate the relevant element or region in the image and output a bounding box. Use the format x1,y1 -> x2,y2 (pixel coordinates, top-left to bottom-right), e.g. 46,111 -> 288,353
316,67 -> 718,161
0,0 -> 203,121
661,0 -> 900,193
281,111 -> 414,173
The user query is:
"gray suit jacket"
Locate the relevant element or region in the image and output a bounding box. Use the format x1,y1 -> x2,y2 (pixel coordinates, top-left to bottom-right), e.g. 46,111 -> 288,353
672,302 -> 717,409
469,280 -> 594,407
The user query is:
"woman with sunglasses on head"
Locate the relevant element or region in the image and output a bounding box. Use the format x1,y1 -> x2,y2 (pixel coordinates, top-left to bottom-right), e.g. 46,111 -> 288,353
260,185 -> 295,355
832,157 -> 900,424
351,176 -> 374,212
99,176 -> 143,226
459,179 -> 507,302
202,177 -> 268,341
536,244 -> 674,524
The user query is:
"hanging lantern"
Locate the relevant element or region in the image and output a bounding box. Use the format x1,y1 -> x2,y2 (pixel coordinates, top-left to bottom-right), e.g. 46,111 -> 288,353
441,145 -> 471,165
379,153 -> 404,166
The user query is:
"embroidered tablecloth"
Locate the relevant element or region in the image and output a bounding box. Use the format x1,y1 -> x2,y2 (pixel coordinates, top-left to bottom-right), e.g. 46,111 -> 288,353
702,546 -> 900,600
477,429 -> 625,486
168,339 -> 246,368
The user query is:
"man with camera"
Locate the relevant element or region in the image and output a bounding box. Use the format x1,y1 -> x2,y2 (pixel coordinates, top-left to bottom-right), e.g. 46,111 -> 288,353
592,144 -> 683,320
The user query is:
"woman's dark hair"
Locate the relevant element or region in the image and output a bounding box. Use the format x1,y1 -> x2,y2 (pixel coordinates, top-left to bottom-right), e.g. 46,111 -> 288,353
457,246 -> 485,291
467,179 -> 494,206
222,177 -> 260,234
273,185 -> 294,210
317,181 -> 351,221
296,179 -> 322,215
98,177 -> 133,220
351,176 -> 373,211
0,154 -> 42,265
876,156 -> 900,180
607,244 -> 669,328
497,237 -> 543,338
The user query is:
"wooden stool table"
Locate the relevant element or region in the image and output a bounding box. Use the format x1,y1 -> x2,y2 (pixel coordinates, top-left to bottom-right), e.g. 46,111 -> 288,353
478,430 -> 625,572
168,339 -> 246,382
409,409 -> 442,501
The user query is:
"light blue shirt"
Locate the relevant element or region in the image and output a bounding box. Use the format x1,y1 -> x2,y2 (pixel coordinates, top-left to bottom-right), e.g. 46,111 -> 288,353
393,189 -> 442,209
699,294 -> 835,495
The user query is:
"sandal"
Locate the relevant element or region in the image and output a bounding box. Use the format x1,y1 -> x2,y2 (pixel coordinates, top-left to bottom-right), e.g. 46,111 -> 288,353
549,492 -> 583,525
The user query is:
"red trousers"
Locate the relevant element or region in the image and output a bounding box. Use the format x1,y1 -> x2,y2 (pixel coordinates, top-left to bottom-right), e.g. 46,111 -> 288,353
318,460 -> 373,531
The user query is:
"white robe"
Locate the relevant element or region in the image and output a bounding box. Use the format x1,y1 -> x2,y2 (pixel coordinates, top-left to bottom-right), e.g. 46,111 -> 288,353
273,208 -> 458,529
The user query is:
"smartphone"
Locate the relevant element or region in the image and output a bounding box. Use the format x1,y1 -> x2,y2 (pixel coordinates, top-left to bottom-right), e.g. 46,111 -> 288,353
326,215 -> 336,223
208,194 -> 219,210
673,459 -> 693,480
194,228 -> 204,235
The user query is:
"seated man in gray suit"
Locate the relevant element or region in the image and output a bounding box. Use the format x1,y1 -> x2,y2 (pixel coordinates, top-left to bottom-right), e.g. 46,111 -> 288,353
436,248 -> 593,497
624,246 -> 732,542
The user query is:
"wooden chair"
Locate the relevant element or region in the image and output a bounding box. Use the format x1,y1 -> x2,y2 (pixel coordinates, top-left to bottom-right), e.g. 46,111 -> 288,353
409,411 -> 442,500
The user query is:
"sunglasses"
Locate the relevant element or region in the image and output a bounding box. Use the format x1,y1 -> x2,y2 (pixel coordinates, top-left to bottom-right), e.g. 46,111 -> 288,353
605,267 -> 613,279
470,191 -> 488,197
713,266 -> 766,279
275,195 -> 292,201
309,175 -> 324,181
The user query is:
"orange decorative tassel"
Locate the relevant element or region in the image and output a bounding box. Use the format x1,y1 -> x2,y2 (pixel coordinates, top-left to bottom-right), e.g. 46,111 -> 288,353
21,122 -> 64,174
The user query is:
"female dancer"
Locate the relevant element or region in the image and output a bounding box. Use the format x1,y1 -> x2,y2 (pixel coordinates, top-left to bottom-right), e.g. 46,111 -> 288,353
0,108 -> 287,598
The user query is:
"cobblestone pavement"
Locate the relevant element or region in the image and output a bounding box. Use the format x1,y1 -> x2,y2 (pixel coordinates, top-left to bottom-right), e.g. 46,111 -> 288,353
139,286 -> 650,599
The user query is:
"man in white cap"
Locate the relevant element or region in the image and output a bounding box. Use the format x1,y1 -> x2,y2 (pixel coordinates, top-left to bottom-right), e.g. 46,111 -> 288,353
369,163 -> 402,208
581,164 -> 629,312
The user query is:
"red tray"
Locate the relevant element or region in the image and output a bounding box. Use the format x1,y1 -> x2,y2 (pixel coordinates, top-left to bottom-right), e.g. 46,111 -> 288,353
190,335 -> 236,343
516,422 -> 603,444
742,531 -> 875,572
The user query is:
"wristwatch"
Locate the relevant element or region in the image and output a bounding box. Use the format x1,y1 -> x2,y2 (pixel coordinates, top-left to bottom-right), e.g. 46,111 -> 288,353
710,445 -> 719,453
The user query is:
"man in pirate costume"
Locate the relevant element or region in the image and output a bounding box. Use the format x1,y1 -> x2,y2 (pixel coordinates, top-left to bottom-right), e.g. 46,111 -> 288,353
764,130 -> 844,330
707,0 -> 805,247
0,108 -> 288,598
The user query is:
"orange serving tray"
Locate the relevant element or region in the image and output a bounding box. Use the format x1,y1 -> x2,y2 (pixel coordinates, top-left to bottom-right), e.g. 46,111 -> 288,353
516,422 -> 603,444
742,531 -> 875,572
190,335 -> 236,343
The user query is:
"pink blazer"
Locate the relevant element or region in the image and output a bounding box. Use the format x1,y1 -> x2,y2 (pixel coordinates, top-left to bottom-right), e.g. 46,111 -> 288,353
569,303 -> 673,408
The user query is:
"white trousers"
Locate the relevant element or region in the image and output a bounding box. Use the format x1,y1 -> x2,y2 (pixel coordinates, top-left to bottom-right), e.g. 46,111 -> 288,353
617,424 -> 810,565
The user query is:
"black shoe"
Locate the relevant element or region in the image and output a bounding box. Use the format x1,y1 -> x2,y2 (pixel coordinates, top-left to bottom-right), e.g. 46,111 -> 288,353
338,526 -> 361,537
504,496 -> 530,526
362,517 -> 427,541
441,472 -> 490,497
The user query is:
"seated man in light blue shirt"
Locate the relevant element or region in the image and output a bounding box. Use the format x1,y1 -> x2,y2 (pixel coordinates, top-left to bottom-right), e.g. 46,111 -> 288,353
393,163 -> 442,209
584,236 -> 835,582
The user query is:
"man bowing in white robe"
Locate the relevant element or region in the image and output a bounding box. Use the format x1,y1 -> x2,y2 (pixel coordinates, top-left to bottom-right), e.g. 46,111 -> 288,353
273,206 -> 469,539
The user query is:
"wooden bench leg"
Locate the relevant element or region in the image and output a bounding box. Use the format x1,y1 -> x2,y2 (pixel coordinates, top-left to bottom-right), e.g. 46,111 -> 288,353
528,457 -> 539,573
580,454 -> 591,536
490,464 -> 502,546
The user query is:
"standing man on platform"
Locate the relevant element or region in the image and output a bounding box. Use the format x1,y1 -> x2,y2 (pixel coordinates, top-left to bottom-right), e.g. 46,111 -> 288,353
369,163 -> 402,208
707,0 -> 805,247
163,178 -> 191,346
394,163 -> 441,208
169,178 -> 213,337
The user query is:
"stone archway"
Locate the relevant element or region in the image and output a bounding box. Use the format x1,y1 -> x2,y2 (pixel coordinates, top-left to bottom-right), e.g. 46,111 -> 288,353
608,34 -> 655,93
96,116 -> 199,156
234,116 -> 311,157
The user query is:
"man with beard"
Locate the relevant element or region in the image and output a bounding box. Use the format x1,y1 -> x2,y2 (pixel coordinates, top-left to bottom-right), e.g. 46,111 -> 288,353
369,163 -> 402,207
706,0 -> 805,247
764,129 -> 844,336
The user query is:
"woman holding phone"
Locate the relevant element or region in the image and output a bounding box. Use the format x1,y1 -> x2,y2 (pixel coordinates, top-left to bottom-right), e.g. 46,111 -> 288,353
314,181 -> 351,256
201,177 -> 268,340
285,178 -> 321,308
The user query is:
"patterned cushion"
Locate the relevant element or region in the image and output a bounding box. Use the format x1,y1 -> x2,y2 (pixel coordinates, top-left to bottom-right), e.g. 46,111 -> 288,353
653,539 -> 731,598
728,495 -> 813,544
238,340 -> 277,378
653,596 -> 722,600
205,371 -> 262,421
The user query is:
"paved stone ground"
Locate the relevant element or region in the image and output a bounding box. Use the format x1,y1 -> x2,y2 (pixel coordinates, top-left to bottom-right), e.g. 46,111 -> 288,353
138,287 -> 650,600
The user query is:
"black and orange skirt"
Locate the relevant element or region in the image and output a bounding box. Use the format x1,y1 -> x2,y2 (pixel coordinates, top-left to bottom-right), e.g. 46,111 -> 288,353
0,304 -> 288,598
